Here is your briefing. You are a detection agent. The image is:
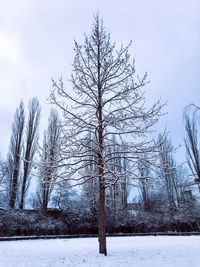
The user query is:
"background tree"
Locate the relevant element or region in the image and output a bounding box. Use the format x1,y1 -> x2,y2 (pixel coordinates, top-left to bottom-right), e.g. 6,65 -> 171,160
106,135 -> 131,224
0,158 -> 6,188
50,15 -> 163,255
38,109 -> 60,211
0,158 -> 8,208
19,97 -> 41,209
81,134 -> 131,223
157,134 -> 181,214
137,153 -> 152,211
184,108 -> 200,190
8,101 -> 25,209
52,180 -> 83,233
81,133 -> 99,219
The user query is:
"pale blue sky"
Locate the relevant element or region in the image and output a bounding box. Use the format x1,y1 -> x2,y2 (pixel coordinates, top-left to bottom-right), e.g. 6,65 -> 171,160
0,0 -> 200,162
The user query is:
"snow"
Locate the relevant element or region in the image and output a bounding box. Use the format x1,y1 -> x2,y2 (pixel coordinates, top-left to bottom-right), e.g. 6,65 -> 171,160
0,236 -> 199,267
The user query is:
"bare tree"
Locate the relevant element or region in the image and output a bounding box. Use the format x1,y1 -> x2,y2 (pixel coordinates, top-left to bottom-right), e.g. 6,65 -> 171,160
8,101 -> 25,209
137,154 -> 151,211
157,134 -> 181,213
106,135 -> 130,221
0,158 -> 6,187
38,109 -> 61,211
50,15 -> 163,255
0,158 -> 8,207
81,133 -> 99,218
82,134 -> 131,221
184,110 -> 200,189
19,97 -> 41,209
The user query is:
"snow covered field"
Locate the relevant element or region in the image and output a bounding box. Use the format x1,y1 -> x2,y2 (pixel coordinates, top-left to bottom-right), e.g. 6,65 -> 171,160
0,236 -> 199,267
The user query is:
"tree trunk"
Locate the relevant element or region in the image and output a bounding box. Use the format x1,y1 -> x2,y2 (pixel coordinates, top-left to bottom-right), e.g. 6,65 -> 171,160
42,189 -> 48,211
98,175 -> 107,255
97,130 -> 107,255
19,192 -> 24,209
19,169 -> 28,209
9,168 -> 18,209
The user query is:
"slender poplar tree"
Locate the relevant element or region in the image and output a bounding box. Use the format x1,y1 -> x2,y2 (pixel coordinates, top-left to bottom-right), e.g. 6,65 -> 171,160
8,101 -> 25,209
19,97 -> 41,209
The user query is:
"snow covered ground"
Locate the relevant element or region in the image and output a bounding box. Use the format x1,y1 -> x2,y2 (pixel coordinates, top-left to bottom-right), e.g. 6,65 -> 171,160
0,236 -> 199,267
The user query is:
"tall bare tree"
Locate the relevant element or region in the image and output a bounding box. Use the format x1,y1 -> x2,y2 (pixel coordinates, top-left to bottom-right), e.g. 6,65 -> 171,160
8,101 -> 25,208
50,15 -> 163,255
0,158 -> 8,207
184,109 -> 200,189
0,157 -> 6,187
137,154 -> 151,211
106,135 -> 130,220
38,109 -> 60,211
82,134 -> 130,220
81,133 -> 99,218
157,134 -> 181,213
19,97 -> 41,209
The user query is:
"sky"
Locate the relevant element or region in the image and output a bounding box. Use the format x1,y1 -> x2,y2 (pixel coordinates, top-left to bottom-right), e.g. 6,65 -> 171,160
0,0 -> 200,162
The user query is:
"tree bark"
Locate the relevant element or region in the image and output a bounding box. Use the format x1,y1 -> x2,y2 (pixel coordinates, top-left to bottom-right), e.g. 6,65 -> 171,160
19,166 -> 28,209
97,110 -> 107,255
9,167 -> 18,209
98,175 -> 107,255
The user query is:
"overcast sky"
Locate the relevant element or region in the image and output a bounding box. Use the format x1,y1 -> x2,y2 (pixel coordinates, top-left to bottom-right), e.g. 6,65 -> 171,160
0,0 -> 200,162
